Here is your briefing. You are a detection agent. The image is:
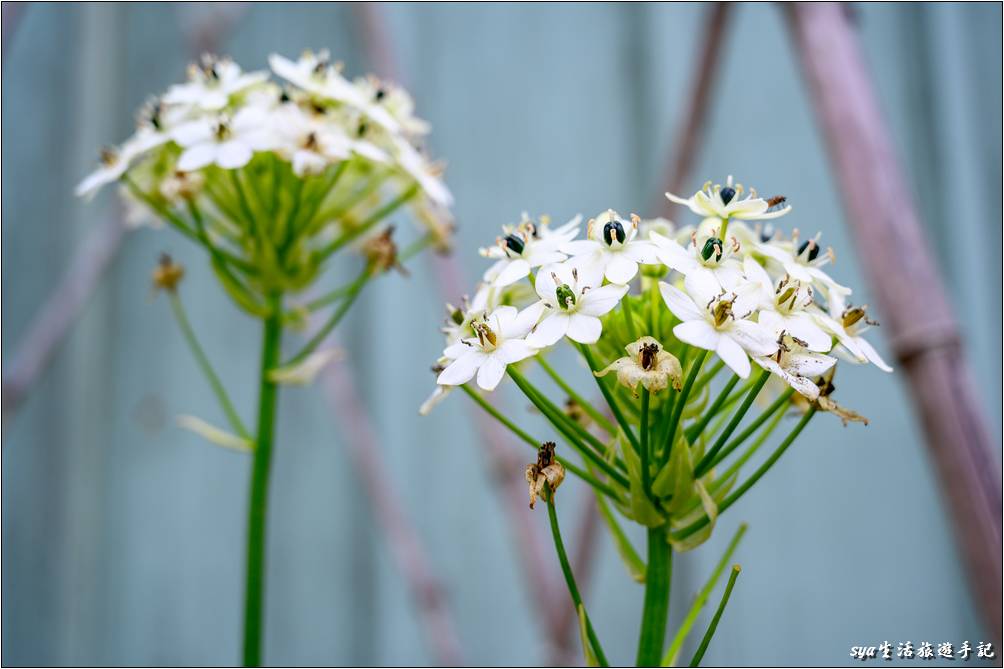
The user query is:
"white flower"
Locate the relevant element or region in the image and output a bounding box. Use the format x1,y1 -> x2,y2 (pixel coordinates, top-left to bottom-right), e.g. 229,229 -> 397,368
742,257 -> 832,352
594,336 -> 683,396
665,175 -> 792,228
269,51 -> 400,133
479,213 -> 579,288
525,263 -> 627,347
436,305 -> 540,391
172,106 -> 274,171
393,138 -> 453,208
163,56 -> 268,112
754,333 -> 836,400
354,75 -> 430,136
659,275 -> 777,379
755,229 -> 851,299
812,293 -> 893,372
75,128 -> 169,198
649,229 -> 744,292
270,104 -> 386,176
562,210 -> 658,284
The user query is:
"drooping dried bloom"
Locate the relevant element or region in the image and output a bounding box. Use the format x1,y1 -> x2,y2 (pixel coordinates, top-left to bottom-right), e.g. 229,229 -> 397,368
525,441 -> 565,509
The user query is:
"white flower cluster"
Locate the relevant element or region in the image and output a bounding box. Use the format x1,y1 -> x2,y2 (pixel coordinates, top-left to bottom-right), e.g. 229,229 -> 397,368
76,51 -> 452,238
428,177 -> 891,405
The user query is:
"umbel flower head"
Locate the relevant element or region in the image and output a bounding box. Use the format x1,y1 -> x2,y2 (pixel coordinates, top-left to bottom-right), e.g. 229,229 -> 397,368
77,51 -> 454,316
423,178 -> 891,565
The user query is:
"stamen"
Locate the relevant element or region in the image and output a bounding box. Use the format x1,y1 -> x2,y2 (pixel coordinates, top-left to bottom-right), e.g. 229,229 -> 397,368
798,239 -> 819,262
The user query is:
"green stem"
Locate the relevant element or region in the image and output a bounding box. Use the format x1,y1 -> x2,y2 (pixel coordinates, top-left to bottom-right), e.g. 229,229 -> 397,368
168,292 -> 249,439
694,369 -> 769,478
673,407 -> 816,541
710,407 -> 786,496
546,488 -> 609,666
636,527 -> 672,666
315,182 -> 418,261
242,294 -> 284,667
459,385 -> 621,501
688,565 -> 741,667
691,360 -> 725,396
537,356 -> 616,435
662,524 -> 747,666
663,349 -> 708,463
508,369 -> 629,488
640,388 -> 652,496
706,388 -> 794,472
684,374 -> 740,445
622,294 -> 638,341
285,266 -> 372,366
577,344 -> 640,452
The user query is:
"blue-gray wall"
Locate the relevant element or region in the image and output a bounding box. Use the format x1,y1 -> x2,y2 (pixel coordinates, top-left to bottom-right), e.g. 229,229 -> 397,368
3,3 -> 1001,665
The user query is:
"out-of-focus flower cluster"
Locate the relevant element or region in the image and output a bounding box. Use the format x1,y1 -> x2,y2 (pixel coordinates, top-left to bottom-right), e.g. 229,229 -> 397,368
77,51 -> 453,309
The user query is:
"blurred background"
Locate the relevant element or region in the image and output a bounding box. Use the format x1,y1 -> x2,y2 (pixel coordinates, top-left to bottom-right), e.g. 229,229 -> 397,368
2,2 -> 1001,666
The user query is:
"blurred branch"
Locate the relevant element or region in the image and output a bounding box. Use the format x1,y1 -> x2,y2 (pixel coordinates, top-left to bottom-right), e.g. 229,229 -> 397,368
351,0 -> 596,650
2,1 -> 27,62
320,358 -> 465,666
787,2 -> 1002,641
655,2 -> 732,218
3,217 -> 127,417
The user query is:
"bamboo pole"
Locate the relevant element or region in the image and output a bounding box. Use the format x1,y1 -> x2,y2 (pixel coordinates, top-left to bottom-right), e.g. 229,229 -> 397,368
787,2 -> 1002,640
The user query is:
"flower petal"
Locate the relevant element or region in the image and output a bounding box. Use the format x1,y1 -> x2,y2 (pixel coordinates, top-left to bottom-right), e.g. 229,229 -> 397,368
604,253 -> 639,284
673,320 -> 719,351
217,141 -> 254,169
476,355 -> 507,391
526,312 -> 570,347
717,335 -> 751,379
176,144 -> 217,172
855,336 -> 893,372
578,283 -> 628,317
567,313 -> 602,344
496,338 -> 536,364
493,258 -> 531,287
437,351 -> 485,386
730,320 -> 778,356
659,282 -> 705,322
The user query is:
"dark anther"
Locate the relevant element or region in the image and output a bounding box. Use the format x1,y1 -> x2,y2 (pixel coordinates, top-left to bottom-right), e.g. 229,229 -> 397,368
798,240 -> 819,262
720,186 -> 736,205
759,223 -> 775,243
537,441 -> 556,468
640,342 -> 659,370
357,121 -> 368,137
602,220 -> 626,246
701,237 -> 724,262
279,91 -> 291,103
503,234 -> 525,255
375,87 -> 386,101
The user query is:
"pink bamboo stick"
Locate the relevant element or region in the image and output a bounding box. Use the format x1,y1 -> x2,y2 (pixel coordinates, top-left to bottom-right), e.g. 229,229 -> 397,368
787,2 -> 1002,640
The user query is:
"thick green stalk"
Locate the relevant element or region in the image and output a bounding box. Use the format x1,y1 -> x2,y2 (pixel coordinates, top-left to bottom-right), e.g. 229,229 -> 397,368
546,488 -> 609,667
636,527 -> 672,666
242,294 -> 284,666
688,566 -> 741,667
694,369 -> 770,478
662,524 -> 747,666
640,389 -> 652,496
168,292 -> 249,439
